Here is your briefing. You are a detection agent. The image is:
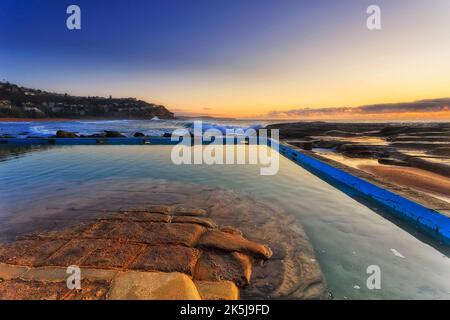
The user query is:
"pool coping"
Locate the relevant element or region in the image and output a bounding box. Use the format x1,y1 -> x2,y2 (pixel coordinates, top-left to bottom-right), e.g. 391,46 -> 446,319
2,137 -> 450,245
0,137 -> 256,145
0,137 -> 182,145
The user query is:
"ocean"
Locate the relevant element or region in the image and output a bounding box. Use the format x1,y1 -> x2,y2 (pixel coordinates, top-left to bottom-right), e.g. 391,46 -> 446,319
0,119 -> 274,138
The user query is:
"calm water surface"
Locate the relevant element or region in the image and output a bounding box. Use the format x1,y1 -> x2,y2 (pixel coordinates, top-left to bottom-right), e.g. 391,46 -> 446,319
1,145 -> 450,299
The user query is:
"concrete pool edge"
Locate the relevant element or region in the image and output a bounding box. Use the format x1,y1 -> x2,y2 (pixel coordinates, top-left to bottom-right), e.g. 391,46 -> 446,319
270,139 -> 450,245
2,137 -> 450,245
0,137 -> 182,145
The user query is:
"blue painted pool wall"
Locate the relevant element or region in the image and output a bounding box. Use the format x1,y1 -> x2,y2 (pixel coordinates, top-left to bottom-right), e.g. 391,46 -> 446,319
269,139 -> 450,245
0,137 -> 257,145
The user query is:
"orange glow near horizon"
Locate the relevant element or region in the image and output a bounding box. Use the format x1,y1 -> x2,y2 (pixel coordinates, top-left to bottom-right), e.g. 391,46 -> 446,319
262,110 -> 450,121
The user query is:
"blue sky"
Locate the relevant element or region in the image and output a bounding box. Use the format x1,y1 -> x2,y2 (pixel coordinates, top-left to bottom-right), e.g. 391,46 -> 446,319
1,0 -> 449,118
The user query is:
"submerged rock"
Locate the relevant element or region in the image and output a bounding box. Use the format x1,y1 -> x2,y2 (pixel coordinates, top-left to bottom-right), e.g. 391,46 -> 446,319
0,181 -> 326,300
198,230 -> 272,259
338,144 -> 393,158
132,245 -> 200,275
55,130 -> 78,138
104,130 -> 126,138
173,206 -> 208,216
133,132 -> 145,137
195,280 -> 239,300
194,251 -> 252,287
378,158 -> 410,166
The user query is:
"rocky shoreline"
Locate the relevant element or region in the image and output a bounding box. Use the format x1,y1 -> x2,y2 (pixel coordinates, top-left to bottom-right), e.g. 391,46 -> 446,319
267,122 -> 450,211
0,82 -> 174,120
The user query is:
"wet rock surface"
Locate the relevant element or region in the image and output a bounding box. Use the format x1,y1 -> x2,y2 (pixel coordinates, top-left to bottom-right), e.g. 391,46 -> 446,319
269,122 -> 450,176
270,122 -> 450,207
55,130 -> 78,138
0,180 -> 327,300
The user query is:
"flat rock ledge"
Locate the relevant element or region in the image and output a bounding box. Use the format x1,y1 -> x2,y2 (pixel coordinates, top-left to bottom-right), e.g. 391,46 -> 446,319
0,182 -> 328,300
0,206 -> 268,300
0,264 -> 238,300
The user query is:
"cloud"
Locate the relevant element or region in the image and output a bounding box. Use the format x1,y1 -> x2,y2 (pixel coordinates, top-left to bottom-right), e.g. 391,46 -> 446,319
268,98 -> 450,118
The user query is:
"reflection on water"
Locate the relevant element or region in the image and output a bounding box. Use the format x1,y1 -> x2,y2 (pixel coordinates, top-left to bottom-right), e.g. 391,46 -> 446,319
313,148 -> 380,169
1,145 -> 450,299
0,145 -> 55,162
310,136 -> 389,146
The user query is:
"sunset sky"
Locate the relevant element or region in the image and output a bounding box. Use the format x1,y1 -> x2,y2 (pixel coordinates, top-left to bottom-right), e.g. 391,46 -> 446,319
1,0 -> 449,119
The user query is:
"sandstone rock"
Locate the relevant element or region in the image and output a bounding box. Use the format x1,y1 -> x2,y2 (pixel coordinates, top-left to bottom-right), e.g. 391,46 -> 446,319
107,271 -> 201,300
197,230 -> 272,259
338,144 -> 393,158
0,184 -> 326,300
172,216 -> 217,228
143,223 -> 206,246
195,281 -> 239,300
313,140 -> 350,149
378,158 -> 410,166
0,276 -> 109,300
0,263 -> 28,280
82,220 -> 117,238
0,239 -> 67,267
408,157 -> 450,178
390,142 -> 450,150
0,279 -> 68,300
65,279 -> 110,300
220,226 -> 243,236
245,259 -> 284,298
131,245 -> 200,275
106,221 -> 149,242
173,206 -> 208,216
81,241 -> 143,269
193,251 -> 252,287
121,211 -> 171,223
20,266 -> 118,282
324,130 -> 360,137
19,266 -> 68,282
45,239 -> 100,266
27,220 -> 97,240
111,221 -> 205,247
123,205 -> 170,214
55,130 -> 78,138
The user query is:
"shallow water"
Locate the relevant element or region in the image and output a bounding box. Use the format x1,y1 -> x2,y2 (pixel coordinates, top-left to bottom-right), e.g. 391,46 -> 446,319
1,145 -> 450,299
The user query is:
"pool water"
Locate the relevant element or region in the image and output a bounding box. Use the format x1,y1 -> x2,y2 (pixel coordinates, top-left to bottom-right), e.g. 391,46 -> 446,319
1,145 -> 450,299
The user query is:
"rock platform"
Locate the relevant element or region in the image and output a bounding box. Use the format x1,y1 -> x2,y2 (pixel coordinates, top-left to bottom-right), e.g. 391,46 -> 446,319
0,179 -> 328,300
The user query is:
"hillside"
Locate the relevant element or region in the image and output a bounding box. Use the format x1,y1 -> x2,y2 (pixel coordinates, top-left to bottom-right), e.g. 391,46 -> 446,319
0,82 -> 174,119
